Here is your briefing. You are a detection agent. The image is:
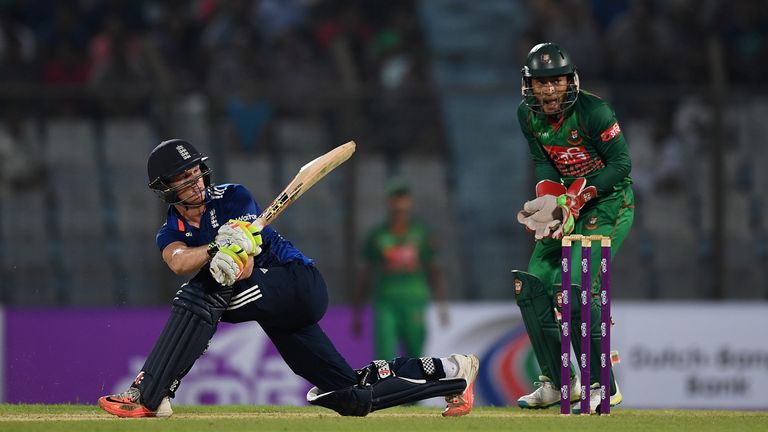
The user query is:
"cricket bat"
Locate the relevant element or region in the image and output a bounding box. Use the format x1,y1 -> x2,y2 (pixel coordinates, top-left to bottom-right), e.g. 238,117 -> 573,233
256,141 -> 356,226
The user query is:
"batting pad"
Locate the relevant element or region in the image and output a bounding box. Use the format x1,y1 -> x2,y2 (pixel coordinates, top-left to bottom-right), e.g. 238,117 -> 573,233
136,280 -> 232,411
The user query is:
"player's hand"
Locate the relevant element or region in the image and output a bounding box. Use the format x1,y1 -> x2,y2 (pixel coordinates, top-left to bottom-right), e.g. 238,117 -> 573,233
215,219 -> 263,256
209,244 -> 248,286
517,195 -> 562,239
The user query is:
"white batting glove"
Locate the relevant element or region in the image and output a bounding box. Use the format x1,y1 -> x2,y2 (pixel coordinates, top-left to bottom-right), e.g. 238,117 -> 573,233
215,220 -> 263,256
209,245 -> 248,286
517,195 -> 562,240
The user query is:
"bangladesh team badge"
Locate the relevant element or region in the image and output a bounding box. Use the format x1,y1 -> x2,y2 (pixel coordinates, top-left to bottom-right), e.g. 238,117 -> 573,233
567,128 -> 583,145
585,215 -> 598,230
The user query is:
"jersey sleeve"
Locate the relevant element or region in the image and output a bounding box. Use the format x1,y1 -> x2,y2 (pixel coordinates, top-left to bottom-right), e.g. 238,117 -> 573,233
156,222 -> 185,252
518,103 -> 560,183
586,103 -> 632,195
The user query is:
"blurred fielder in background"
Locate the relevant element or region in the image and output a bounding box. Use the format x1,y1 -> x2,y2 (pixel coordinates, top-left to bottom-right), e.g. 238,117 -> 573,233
512,43 -> 634,413
352,180 -> 449,360
97,139 -> 479,418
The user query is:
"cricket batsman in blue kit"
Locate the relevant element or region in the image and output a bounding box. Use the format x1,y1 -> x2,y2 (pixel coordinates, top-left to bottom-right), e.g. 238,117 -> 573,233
98,139 -> 479,418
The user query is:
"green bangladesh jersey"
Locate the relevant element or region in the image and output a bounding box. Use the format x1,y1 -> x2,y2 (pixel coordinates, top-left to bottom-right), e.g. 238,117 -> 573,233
363,221 -> 435,303
517,89 -> 632,195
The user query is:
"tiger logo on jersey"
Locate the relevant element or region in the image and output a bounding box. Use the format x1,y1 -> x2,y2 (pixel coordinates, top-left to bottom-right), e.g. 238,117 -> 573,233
567,129 -> 583,145
585,215 -> 599,230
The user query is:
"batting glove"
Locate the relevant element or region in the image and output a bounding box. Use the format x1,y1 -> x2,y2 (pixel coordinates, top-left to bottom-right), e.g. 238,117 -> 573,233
215,219 -> 263,256
209,244 -> 248,286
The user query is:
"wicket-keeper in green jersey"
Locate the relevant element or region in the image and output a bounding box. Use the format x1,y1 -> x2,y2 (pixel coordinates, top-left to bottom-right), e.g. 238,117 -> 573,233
513,43 -> 633,413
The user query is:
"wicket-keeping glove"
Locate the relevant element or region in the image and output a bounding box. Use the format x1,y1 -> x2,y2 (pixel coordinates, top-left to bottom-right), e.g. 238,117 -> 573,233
209,244 -> 249,286
517,196 -> 562,240
215,219 -> 263,256
517,178 -> 597,240
550,178 -> 597,239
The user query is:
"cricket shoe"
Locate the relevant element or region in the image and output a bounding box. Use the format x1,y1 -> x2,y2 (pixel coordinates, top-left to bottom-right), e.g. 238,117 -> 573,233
98,387 -> 173,418
571,381 -> 622,414
517,375 -> 581,409
442,353 -> 480,417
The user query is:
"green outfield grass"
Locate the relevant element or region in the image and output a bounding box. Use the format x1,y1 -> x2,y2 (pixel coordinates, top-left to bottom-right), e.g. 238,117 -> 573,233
1,404 -> 766,432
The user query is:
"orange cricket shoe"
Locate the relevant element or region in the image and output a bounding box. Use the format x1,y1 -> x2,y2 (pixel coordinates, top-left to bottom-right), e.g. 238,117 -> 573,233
442,353 -> 480,417
98,387 -> 173,418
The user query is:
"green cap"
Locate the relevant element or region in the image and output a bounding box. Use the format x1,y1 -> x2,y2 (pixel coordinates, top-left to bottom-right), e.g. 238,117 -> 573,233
386,178 -> 410,197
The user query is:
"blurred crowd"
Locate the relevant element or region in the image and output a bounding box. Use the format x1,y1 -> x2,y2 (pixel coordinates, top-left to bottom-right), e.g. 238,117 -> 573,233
0,0 -> 764,144
0,0 -> 442,158
0,0 -> 765,202
520,0 -> 767,86
1,0 -> 767,303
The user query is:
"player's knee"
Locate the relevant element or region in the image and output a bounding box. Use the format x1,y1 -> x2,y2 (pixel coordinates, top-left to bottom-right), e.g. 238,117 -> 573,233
172,281 -> 232,324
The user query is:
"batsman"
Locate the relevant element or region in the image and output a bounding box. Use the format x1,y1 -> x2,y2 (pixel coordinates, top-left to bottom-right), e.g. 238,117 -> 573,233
512,43 -> 634,413
97,139 -> 479,418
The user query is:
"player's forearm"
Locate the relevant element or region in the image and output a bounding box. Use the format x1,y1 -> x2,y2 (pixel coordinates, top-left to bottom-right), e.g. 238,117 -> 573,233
534,161 -> 561,183
163,243 -> 211,275
590,145 -> 632,194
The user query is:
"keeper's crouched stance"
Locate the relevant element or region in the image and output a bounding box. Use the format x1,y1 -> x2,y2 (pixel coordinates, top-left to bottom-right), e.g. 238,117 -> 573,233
97,139 -> 479,418
512,43 -> 633,413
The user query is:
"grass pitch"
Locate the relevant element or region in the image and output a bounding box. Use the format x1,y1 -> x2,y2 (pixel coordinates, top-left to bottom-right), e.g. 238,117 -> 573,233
1,404 -> 766,432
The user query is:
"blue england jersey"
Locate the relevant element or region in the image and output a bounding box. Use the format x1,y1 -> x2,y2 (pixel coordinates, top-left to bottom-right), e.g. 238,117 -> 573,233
156,183 -> 313,267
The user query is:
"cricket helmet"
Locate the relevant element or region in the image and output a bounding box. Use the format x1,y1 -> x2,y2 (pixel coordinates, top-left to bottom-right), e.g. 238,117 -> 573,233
147,139 -> 212,205
521,42 -> 580,114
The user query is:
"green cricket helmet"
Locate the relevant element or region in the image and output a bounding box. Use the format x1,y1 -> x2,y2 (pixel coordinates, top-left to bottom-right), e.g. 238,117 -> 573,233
521,43 -> 580,114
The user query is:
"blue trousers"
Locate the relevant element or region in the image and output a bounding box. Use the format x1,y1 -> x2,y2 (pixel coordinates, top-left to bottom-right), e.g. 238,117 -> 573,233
221,261 -> 435,391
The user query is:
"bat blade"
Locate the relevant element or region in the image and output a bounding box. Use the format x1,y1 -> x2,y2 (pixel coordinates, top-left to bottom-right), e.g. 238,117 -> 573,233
256,141 -> 356,226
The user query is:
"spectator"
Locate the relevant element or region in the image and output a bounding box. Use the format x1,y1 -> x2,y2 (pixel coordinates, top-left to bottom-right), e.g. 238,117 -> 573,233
224,78 -> 274,153
604,0 -> 676,83
41,38 -> 91,116
88,13 -> 149,116
0,8 -> 36,65
269,28 -> 335,116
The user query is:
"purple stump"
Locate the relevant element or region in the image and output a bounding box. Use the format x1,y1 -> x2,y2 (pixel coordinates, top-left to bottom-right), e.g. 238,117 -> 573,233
600,237 -> 612,415
560,238 -> 573,415
580,238 -> 592,415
